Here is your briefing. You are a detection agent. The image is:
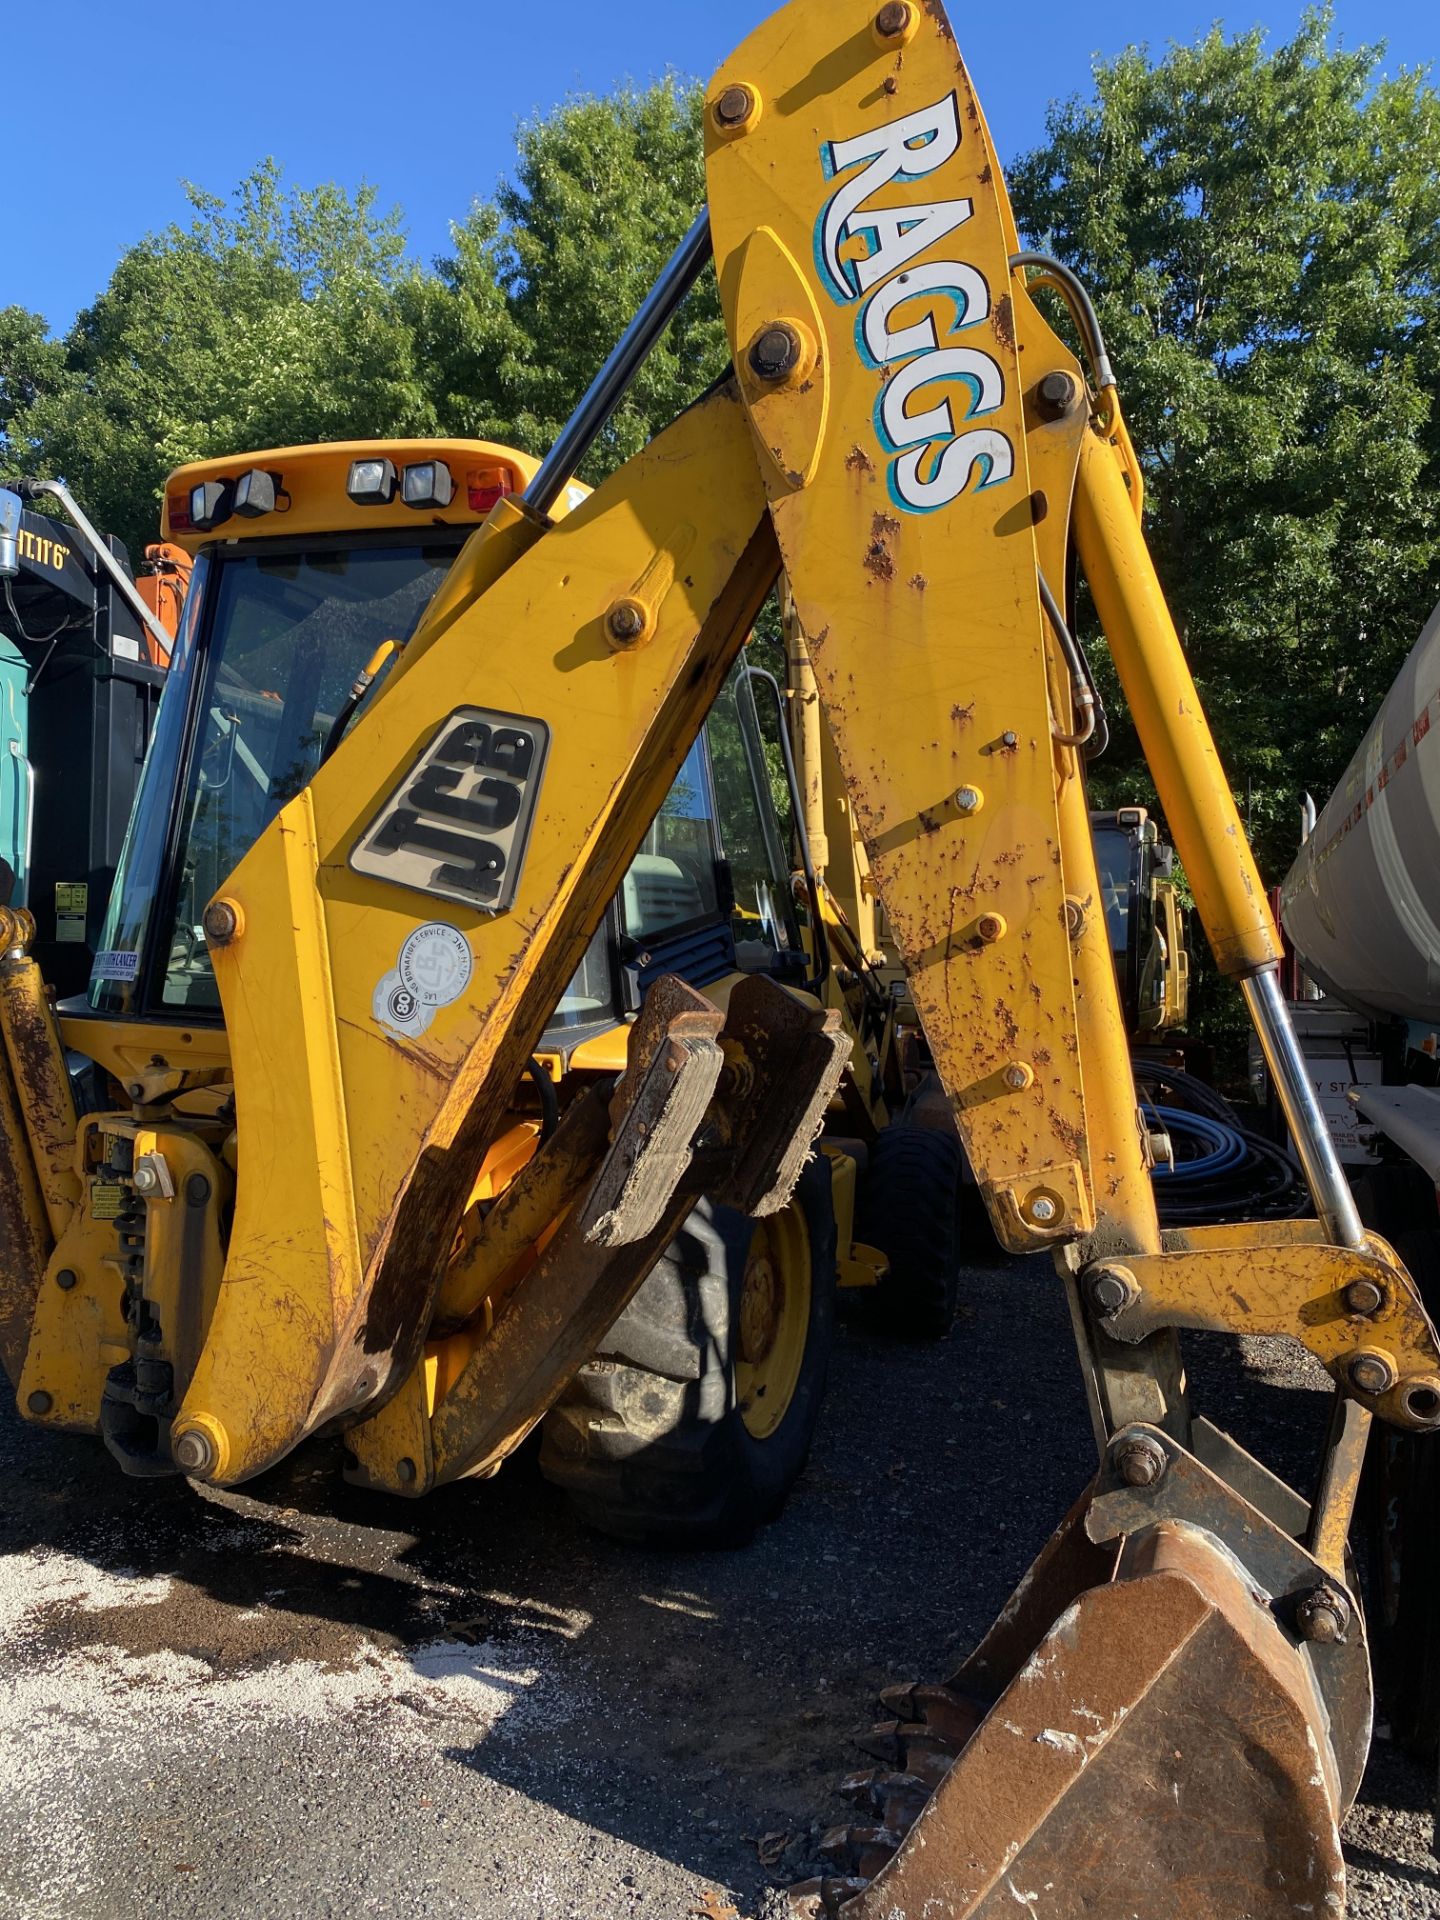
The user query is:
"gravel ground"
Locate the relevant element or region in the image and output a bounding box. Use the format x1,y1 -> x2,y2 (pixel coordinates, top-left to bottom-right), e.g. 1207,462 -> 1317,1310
1,1255 -> 1435,1919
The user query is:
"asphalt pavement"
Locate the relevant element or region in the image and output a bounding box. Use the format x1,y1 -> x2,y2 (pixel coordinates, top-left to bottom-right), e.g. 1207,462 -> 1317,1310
1,1254 -> 1435,1919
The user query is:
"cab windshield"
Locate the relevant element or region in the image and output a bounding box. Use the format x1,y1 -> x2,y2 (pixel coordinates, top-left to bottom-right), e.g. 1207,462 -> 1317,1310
1093,824 -> 1134,957
90,527 -> 803,1031
90,536 -> 461,1016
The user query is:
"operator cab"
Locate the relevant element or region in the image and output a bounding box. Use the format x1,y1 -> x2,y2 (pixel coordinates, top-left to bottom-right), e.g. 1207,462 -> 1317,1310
79,441 -> 808,1053
544,670 -> 808,1068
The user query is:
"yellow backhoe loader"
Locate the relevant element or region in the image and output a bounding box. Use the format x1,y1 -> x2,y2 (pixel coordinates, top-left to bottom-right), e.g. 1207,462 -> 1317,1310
2,3 -> 1437,1913
46,432 -> 930,1536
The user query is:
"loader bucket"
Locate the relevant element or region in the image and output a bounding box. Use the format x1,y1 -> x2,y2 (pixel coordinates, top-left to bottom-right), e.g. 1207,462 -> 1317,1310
793,1429 -> 1368,1918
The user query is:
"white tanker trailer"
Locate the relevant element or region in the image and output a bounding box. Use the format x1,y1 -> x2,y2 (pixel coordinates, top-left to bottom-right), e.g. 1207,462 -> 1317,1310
1280,600 -> 1440,1768
1283,599 -> 1440,1029
1282,601 -> 1440,1178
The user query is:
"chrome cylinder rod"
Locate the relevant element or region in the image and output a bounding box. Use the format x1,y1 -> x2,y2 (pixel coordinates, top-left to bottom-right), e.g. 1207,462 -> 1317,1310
1243,966 -> 1365,1249
524,211 -> 714,518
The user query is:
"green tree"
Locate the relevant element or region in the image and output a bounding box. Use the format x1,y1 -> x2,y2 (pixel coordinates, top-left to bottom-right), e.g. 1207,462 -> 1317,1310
7,162 -> 439,556
1010,8 -> 1440,881
0,307 -> 71,471
431,78 -> 726,482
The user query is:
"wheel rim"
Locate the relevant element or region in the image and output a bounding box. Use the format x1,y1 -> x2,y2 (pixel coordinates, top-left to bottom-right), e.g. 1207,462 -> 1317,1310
735,1208 -> 811,1441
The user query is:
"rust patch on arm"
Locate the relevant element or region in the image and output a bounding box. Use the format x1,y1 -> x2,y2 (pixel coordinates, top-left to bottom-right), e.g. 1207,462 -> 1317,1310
992,295 -> 1016,353
864,511 -> 902,584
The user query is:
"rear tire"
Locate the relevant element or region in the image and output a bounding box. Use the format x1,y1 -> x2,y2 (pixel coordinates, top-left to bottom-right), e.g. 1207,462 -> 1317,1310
855,1124 -> 962,1337
539,1158 -> 837,1546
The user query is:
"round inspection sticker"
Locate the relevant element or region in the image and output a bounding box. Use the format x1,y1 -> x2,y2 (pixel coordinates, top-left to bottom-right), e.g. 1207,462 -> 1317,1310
373,923 -> 474,1039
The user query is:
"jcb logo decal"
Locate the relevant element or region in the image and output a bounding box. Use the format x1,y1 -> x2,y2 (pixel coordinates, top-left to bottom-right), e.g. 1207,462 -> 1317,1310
817,95 -> 1014,515
351,706 -> 549,915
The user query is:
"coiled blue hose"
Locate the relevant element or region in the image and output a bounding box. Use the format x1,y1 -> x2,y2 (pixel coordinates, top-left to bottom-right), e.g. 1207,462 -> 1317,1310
1134,1064 -> 1310,1224
1145,1105 -> 1250,1182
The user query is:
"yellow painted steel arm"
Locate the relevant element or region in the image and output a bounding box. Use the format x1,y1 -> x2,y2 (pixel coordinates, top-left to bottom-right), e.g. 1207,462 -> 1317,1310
1074,432 -> 1282,978
175,387 -> 779,1484
705,0 -> 1152,1260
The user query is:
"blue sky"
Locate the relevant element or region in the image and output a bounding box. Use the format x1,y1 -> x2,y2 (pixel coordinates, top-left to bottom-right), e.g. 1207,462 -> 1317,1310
7,0 -> 1434,335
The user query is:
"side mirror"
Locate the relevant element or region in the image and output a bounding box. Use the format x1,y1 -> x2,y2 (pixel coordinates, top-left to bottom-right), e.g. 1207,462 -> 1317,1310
0,490 -> 20,580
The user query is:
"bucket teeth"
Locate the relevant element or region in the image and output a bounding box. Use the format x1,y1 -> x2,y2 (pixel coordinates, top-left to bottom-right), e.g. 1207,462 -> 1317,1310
820,1823 -> 899,1879
838,1767 -> 930,1834
856,1718 -> 959,1773
785,1876 -> 870,1917
877,1680 -> 986,1748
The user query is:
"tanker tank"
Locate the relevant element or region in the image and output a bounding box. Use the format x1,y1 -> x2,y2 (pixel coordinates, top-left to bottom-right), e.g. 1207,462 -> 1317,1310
1282,598 -> 1440,1024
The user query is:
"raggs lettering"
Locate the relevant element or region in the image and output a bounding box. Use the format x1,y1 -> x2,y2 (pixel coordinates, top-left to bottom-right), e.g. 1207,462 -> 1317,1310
817,94 -> 1014,516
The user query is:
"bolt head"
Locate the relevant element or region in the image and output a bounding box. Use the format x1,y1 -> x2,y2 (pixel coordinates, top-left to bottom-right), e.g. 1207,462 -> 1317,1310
1343,1279 -> 1384,1317
133,1164 -> 159,1196
713,83 -> 757,130
26,1390 -> 52,1417
1003,1063 -> 1034,1092
173,1427 -> 217,1477
55,1268 -> 78,1292
1348,1348 -> 1398,1397
1088,1265 -> 1140,1316
1028,1194 -> 1059,1225
875,1 -> 915,37
955,786 -> 983,816
1001,731 -> 1020,750
606,600 -> 649,645
977,914 -> 1007,944
1296,1584 -> 1352,1646
397,1457 -> 418,1485
1113,1433 -> 1167,1488
1037,371 -> 1080,420
203,899 -> 240,945
748,322 -> 804,383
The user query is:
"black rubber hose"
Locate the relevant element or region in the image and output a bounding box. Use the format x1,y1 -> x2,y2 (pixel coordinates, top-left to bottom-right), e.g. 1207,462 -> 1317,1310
527,1058 -> 560,1143
1134,1065 -> 1310,1224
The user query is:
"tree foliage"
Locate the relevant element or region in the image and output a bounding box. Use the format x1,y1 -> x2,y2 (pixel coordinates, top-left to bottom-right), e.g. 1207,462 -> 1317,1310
1010,7 -> 1440,876
1,85 -> 726,559
2,162 -> 438,555
5,23 -> 1438,898
424,78 -> 725,475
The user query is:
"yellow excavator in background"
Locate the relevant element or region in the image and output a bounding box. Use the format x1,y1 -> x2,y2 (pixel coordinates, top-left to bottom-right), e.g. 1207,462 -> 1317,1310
0,3 -> 1436,1913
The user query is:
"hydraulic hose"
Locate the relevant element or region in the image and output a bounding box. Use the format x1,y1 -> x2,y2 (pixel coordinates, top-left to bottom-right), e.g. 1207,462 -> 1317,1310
1136,1064 -> 1310,1226
526,1058 -> 560,1143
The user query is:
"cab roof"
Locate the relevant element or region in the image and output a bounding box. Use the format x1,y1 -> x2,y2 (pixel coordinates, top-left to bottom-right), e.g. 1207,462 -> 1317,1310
159,438 -> 583,553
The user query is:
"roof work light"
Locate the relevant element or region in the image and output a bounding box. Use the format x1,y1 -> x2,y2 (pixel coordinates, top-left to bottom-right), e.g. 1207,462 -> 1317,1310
401,462 -> 455,510
347,458 -> 399,506
190,481 -> 234,533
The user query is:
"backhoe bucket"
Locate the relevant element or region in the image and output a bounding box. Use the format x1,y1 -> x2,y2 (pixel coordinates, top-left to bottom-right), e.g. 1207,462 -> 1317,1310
794,1432 -> 1366,1918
